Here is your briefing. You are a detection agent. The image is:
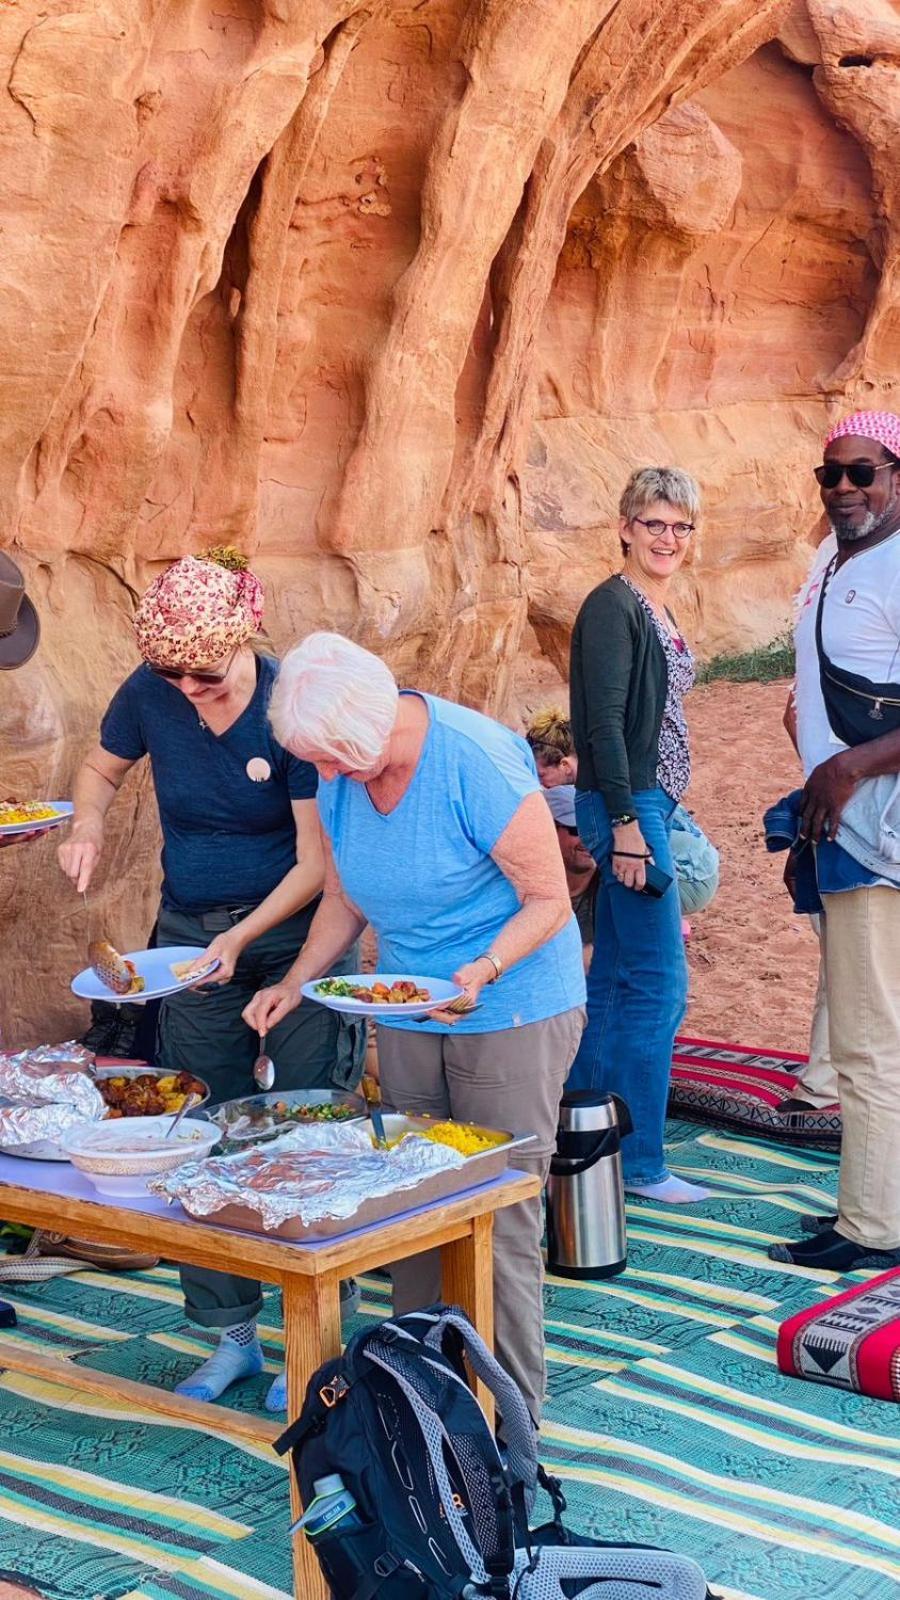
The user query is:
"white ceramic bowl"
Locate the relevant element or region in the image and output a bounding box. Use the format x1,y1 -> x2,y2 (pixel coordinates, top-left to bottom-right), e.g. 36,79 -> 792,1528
63,1115 -> 220,1197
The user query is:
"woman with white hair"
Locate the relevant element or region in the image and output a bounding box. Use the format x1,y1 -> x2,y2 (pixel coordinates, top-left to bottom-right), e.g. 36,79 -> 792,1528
244,632 -> 586,1424
568,466 -> 711,1205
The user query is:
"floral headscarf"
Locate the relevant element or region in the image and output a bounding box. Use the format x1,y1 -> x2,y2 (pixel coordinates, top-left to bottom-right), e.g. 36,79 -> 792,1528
825,410 -> 900,458
133,556 -> 264,670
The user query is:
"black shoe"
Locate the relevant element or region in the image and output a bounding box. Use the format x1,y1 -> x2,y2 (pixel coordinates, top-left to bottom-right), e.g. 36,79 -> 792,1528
107,1007 -> 140,1059
779,1097 -> 816,1113
80,1003 -> 121,1056
768,1227 -> 900,1271
798,1212 -> 839,1234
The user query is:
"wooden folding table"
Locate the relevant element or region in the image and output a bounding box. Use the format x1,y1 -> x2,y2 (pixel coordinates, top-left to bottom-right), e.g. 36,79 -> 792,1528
0,1155 -> 539,1599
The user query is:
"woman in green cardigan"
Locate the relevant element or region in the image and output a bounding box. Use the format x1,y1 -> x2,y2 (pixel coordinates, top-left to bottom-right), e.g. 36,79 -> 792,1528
568,466 -> 710,1204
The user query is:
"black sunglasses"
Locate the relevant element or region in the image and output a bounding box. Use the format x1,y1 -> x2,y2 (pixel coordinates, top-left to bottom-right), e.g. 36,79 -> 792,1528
558,823 -> 580,837
814,460 -> 896,490
149,648 -> 237,684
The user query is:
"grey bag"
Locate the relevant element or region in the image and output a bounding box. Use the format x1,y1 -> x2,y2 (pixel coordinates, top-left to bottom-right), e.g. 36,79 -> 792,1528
510,1544 -> 708,1600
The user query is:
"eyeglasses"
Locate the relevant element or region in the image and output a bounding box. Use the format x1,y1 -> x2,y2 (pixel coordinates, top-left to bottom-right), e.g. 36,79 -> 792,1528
631,517 -> 694,540
558,824 -> 580,837
814,460 -> 895,490
149,648 -> 237,684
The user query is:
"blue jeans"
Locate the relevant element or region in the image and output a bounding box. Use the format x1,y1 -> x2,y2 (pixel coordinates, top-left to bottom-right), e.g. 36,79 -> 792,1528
568,787 -> 688,1185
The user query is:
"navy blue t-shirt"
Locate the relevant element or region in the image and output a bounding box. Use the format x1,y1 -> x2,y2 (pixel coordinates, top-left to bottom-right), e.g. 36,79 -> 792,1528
101,657 -> 318,914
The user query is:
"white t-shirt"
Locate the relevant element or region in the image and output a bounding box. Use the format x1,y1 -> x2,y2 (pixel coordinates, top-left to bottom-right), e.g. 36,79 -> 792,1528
794,532 -> 900,778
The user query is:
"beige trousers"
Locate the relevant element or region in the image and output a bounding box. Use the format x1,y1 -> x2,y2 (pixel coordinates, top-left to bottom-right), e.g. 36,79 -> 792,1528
821,887 -> 900,1249
375,1007 -> 585,1424
795,915 -> 839,1107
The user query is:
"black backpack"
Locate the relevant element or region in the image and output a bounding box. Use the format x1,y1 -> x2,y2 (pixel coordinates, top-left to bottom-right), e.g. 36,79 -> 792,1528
276,1305 -> 713,1600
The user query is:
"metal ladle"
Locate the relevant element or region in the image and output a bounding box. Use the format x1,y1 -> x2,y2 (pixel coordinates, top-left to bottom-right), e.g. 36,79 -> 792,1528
253,1034 -> 275,1091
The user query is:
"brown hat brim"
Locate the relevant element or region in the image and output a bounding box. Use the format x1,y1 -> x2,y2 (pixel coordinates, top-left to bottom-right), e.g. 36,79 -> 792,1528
0,593 -> 39,669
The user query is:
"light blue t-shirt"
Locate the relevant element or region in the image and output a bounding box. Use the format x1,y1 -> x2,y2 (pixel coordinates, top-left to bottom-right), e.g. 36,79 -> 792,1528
317,693 -> 585,1033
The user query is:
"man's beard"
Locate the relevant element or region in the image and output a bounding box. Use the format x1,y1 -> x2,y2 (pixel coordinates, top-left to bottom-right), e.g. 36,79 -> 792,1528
829,507 -> 880,543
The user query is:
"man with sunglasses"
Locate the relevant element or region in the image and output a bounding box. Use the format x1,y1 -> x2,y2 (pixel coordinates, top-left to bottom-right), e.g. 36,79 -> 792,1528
770,410 -> 900,1270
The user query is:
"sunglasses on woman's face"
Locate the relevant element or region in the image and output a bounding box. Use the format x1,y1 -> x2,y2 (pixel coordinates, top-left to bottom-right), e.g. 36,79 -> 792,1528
149,648 -> 237,684
559,824 -> 581,837
814,460 -> 895,490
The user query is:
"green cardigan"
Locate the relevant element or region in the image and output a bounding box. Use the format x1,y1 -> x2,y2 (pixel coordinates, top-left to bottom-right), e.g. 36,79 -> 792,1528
569,575 -> 668,814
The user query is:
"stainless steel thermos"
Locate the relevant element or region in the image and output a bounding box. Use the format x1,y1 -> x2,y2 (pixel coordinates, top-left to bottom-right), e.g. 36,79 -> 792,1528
546,1091 -> 632,1279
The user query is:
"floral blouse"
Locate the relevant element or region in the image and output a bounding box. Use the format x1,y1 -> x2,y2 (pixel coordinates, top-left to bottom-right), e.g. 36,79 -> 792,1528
619,576 -> 694,801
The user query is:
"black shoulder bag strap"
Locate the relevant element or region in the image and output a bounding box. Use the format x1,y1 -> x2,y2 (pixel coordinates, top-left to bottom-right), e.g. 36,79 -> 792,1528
814,549 -> 900,744
813,552 -> 838,684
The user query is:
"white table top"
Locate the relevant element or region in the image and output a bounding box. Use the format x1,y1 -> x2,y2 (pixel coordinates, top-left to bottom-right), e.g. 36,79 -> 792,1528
0,1150 -> 519,1254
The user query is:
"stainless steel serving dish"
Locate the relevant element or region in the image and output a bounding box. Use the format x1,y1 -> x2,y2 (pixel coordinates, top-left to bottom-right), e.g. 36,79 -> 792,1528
90,1064 -> 211,1111
211,1089 -> 365,1145
179,1115 -> 535,1240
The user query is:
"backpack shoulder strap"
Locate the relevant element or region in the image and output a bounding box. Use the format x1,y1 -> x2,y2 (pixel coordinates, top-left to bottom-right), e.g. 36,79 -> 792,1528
363,1334 -> 496,1588
406,1307 -> 539,1505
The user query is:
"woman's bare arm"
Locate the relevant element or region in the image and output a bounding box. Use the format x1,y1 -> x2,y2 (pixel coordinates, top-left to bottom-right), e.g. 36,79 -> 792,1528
58,744 -> 136,893
198,799 -> 327,982
437,791 -> 574,1018
242,831 -> 367,1031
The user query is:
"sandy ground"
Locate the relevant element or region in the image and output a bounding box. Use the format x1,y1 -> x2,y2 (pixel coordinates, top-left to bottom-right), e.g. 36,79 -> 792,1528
683,679 -> 818,1054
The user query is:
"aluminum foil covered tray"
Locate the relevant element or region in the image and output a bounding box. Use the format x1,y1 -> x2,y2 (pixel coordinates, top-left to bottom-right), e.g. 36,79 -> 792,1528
0,1042 -> 105,1159
149,1120 -> 514,1240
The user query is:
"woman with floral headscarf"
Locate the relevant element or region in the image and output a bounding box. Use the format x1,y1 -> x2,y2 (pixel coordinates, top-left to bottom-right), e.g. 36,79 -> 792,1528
59,554 -> 363,1408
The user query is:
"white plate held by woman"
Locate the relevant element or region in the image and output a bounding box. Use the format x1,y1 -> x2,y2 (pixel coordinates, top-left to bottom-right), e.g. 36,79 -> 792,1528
71,946 -> 221,1004
302,973 -> 465,1019
0,801 -> 73,837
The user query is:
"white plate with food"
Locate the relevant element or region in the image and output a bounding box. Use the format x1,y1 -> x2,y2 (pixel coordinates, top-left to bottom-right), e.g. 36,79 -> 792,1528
0,800 -> 73,836
71,945 -> 221,1004
301,973 -> 465,1019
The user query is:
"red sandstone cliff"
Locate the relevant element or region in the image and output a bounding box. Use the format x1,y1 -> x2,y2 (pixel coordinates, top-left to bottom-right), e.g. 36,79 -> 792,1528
2,0 -> 897,1039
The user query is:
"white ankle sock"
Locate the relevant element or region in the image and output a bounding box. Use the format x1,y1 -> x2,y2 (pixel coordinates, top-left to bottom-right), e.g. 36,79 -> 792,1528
625,1174 -> 712,1204
261,1279 -> 358,1415
174,1320 -> 264,1402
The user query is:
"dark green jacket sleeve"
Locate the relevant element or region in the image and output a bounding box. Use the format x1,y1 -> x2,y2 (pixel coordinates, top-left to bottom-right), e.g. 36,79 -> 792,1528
578,586 -> 636,815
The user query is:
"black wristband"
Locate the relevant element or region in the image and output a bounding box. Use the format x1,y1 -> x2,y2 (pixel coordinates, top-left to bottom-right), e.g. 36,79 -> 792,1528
610,812 -> 637,828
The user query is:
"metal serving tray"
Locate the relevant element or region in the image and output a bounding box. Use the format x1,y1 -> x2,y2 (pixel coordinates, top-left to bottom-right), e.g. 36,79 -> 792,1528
91,1064 -> 211,1109
210,1090 -> 365,1145
180,1119 -> 534,1241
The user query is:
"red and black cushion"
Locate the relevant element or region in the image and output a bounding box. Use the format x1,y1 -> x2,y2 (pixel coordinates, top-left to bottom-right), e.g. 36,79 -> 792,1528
668,1036 -> 841,1149
778,1268 -> 900,1401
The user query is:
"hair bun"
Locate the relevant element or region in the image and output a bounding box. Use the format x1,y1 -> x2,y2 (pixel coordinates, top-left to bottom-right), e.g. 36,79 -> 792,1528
525,707 -> 571,750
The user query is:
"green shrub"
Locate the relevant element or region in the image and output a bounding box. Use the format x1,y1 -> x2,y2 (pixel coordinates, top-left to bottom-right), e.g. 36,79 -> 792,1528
696,631 -> 795,685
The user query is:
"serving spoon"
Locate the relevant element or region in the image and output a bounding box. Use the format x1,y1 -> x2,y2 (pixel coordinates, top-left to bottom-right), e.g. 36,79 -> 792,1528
361,1073 -> 388,1149
165,1092 -> 200,1140
253,1034 -> 275,1091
